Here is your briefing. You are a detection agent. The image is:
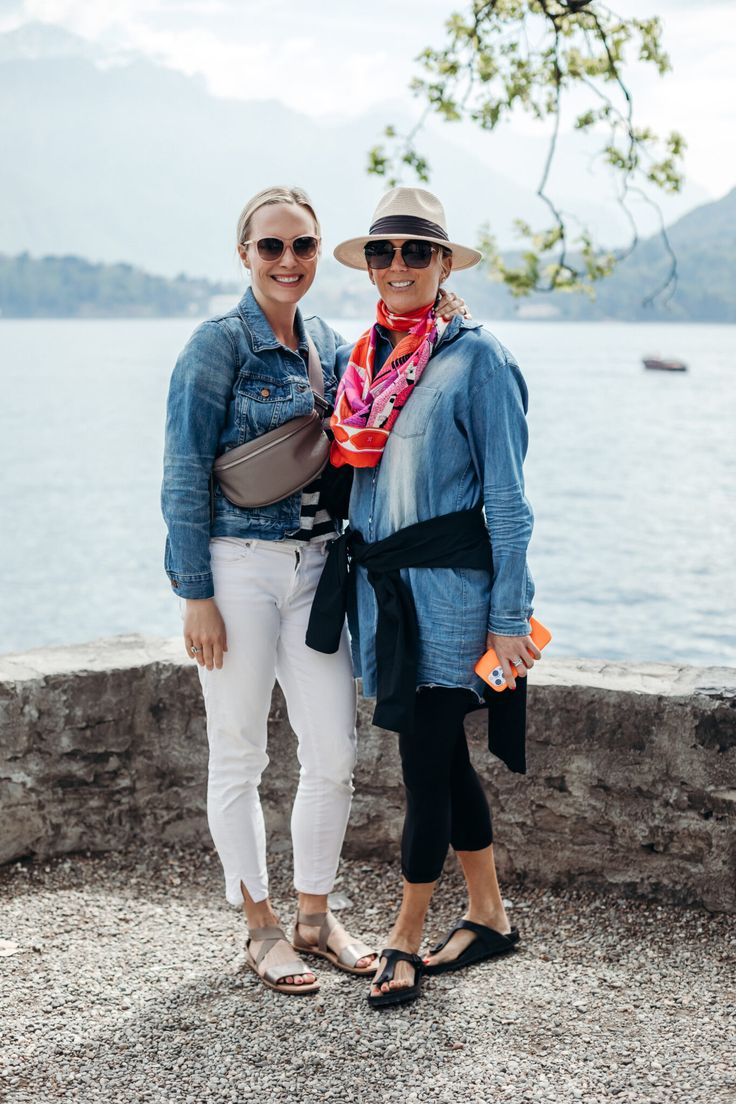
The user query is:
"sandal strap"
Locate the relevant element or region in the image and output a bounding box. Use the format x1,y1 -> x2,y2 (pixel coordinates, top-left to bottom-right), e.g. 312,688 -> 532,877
249,924 -> 287,943
456,919 -> 516,948
295,909 -> 344,955
296,909 -> 329,927
318,913 -> 335,954
294,910 -> 375,965
295,909 -> 334,953
261,953 -> 313,986
373,948 -> 423,989
338,940 -> 376,968
428,919 -> 513,957
247,925 -> 289,967
248,930 -> 313,983
458,919 -> 499,940
427,922 -> 465,956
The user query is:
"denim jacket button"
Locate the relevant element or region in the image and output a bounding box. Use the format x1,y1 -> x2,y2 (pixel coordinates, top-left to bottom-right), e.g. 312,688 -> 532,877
260,388 -> 270,397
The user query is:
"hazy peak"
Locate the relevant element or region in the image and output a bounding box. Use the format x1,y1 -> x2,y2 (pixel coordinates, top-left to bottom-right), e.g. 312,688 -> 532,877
0,22 -> 104,63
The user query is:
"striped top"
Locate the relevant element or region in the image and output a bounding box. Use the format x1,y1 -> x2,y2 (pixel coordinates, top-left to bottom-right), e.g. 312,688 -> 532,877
285,473 -> 337,543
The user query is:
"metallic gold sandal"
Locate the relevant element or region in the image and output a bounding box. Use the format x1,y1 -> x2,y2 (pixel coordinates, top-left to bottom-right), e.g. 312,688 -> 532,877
292,910 -> 376,976
245,925 -> 320,995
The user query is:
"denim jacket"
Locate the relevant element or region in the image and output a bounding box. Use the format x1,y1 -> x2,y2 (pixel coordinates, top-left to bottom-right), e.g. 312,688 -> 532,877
161,288 -> 343,598
342,316 -> 535,698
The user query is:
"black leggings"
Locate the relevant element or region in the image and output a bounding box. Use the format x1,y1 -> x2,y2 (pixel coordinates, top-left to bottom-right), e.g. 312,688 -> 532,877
399,686 -> 493,883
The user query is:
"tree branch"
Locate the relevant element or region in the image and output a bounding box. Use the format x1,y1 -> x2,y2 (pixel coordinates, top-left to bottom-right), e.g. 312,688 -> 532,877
367,0 -> 683,304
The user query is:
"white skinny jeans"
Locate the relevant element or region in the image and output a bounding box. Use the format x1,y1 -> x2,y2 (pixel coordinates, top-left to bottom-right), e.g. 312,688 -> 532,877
198,537 -> 357,906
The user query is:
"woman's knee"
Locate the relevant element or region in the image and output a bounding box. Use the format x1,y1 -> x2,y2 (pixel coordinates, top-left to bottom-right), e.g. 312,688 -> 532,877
297,725 -> 357,784
299,753 -> 356,792
399,731 -> 452,796
208,738 -> 269,787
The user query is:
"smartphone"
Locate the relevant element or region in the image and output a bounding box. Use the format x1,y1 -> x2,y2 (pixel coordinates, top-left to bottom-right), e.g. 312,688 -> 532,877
474,617 -> 552,692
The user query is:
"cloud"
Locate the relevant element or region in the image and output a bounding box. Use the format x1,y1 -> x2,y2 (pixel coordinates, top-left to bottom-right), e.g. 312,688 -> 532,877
11,0 -> 407,115
7,0 -> 736,193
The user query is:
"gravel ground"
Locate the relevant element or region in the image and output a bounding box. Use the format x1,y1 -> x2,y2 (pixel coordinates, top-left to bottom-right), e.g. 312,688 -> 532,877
1,845 -> 734,1104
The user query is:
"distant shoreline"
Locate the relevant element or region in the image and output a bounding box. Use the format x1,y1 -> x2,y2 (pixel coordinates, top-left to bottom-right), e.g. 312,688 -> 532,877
3,245 -> 736,324
2,312 -> 734,326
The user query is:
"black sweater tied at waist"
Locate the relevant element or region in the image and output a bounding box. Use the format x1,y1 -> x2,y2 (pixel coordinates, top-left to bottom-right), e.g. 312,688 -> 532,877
306,508 -> 527,774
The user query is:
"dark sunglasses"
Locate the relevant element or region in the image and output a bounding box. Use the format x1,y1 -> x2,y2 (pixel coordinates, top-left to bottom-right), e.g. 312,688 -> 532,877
242,235 -> 320,261
363,239 -> 441,270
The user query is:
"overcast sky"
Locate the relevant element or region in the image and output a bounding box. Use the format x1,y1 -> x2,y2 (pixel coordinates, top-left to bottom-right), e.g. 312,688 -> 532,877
4,0 -> 735,195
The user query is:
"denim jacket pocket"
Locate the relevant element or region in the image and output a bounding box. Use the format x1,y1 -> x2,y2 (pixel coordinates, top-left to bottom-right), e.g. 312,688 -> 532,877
391,387 -> 441,439
236,376 -> 294,439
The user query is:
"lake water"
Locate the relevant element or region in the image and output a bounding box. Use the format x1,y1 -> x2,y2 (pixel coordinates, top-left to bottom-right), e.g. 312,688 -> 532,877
0,316 -> 734,665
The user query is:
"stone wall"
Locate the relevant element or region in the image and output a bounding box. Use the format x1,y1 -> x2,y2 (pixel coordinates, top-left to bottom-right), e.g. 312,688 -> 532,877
1,636 -> 734,911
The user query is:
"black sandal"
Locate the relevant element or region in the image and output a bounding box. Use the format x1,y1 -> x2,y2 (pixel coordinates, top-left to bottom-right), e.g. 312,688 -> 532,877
367,948 -> 424,1009
423,920 -> 520,976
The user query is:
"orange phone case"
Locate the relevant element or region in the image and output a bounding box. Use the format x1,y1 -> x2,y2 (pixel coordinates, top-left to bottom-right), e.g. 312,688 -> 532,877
474,617 -> 552,692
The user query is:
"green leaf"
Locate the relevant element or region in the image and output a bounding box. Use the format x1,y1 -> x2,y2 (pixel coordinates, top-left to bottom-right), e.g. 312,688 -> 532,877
367,0 -> 683,302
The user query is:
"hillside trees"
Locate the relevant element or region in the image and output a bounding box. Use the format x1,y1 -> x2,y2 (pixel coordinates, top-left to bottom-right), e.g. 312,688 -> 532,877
0,254 -> 229,318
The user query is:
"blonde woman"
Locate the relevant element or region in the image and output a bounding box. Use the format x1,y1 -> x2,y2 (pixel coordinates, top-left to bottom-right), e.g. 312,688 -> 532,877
162,186 -> 464,995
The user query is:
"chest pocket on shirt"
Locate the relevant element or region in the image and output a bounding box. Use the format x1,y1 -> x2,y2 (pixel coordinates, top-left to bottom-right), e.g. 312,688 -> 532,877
391,386 -> 441,439
236,377 -> 294,438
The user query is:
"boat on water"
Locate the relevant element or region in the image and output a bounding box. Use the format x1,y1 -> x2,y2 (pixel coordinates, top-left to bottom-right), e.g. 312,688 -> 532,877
643,356 -> 688,373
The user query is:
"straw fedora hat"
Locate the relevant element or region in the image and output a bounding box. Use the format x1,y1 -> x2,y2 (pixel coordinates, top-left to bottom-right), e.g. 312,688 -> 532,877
333,186 -> 483,272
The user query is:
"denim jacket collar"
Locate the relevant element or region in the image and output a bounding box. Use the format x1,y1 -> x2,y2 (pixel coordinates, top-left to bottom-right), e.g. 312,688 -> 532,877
374,313 -> 482,358
236,287 -> 308,354
439,315 -> 483,344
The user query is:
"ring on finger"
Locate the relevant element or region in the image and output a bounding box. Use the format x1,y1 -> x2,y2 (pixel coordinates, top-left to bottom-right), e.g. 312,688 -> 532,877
190,645 -> 200,654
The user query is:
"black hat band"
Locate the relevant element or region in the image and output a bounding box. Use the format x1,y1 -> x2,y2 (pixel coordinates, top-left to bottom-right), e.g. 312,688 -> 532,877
368,215 -> 449,241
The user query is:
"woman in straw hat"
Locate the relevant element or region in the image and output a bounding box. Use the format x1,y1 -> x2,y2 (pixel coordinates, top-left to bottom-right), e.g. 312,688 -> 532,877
307,186 -> 539,1008
162,185 -> 466,996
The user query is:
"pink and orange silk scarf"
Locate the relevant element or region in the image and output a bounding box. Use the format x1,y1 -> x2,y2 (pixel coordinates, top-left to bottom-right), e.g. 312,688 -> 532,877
330,300 -> 439,468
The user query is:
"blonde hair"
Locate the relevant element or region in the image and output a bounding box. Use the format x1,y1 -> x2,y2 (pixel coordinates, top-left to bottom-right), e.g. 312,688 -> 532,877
236,186 -> 321,246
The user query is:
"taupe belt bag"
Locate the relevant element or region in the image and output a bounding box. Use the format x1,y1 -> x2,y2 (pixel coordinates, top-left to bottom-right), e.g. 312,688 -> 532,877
212,335 -> 331,509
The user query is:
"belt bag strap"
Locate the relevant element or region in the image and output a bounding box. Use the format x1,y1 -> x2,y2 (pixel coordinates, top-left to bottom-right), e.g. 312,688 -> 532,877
306,334 -> 324,398
307,333 -> 332,415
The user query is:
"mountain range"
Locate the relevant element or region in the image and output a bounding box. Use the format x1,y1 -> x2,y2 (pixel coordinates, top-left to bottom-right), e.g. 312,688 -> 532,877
428,185 -> 736,324
1,22 -> 715,283
4,182 -> 734,322
2,22 -> 733,322
525,185 -> 736,322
